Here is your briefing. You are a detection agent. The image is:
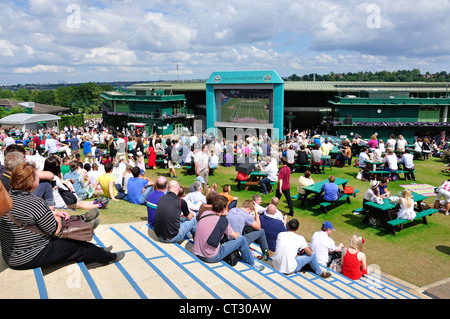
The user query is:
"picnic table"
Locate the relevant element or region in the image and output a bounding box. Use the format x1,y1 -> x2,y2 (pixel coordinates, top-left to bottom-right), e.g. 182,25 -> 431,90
362,192 -> 436,234
239,170 -> 270,191
299,177 -> 349,207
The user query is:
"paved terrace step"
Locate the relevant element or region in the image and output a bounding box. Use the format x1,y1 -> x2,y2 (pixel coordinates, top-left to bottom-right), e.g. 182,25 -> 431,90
0,221 -> 430,300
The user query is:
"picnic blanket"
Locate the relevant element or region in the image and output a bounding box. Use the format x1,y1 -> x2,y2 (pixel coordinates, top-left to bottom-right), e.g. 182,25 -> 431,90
400,184 -> 436,197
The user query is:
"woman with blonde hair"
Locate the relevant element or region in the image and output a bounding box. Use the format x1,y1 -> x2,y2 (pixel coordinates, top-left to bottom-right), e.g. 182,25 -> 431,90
397,189 -> 416,221
342,234 -> 368,280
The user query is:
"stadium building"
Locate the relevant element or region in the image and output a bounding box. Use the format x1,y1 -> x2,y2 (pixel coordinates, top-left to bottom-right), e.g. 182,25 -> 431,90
124,80 -> 450,141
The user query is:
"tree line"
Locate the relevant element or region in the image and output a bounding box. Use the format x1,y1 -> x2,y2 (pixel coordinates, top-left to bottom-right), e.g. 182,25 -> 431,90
0,82 -> 114,114
284,69 -> 450,82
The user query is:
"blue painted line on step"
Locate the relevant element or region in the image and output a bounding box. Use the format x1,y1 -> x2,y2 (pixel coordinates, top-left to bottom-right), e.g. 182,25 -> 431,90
33,268 -> 48,299
77,262 -> 102,299
130,225 -> 221,299
93,233 -> 148,299
110,227 -> 187,299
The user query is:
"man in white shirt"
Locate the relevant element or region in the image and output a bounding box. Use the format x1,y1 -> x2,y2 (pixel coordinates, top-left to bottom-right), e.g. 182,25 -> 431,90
272,219 -> 331,278
400,149 -> 416,181
258,156 -> 278,195
310,221 -> 343,267
358,147 -> 370,169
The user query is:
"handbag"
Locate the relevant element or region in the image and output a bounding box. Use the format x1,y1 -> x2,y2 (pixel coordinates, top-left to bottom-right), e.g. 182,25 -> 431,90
344,186 -> 354,194
58,215 -> 94,242
7,212 -> 93,242
58,187 -> 78,205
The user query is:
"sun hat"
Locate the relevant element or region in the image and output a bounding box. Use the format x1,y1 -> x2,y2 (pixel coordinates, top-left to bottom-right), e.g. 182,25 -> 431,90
370,180 -> 380,189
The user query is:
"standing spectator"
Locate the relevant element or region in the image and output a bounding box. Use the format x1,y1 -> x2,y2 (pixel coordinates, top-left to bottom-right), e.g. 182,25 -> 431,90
385,134 -> 397,151
276,157 -> 294,216
272,219 -> 331,278
69,133 -> 80,159
146,176 -> 168,226
286,145 -> 296,171
260,204 -> 287,253
342,234 -> 368,280
154,180 -> 197,243
310,143 -> 323,174
310,221 -> 343,267
194,144 -> 210,185
115,132 -> 126,162
165,139 -> 177,178
396,135 -> 407,156
44,133 -> 59,156
192,195 -> 264,271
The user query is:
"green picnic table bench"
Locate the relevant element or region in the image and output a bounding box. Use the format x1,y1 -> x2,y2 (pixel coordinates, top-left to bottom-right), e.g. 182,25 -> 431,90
299,177 -> 350,207
319,189 -> 360,214
387,208 -> 438,235
369,170 -> 416,180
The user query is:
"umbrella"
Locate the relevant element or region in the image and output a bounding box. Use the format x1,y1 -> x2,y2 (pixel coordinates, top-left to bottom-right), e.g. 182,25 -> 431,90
235,156 -> 257,174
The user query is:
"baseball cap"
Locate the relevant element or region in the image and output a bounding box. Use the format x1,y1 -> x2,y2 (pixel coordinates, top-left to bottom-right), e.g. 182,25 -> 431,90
322,221 -> 335,230
195,176 -> 205,183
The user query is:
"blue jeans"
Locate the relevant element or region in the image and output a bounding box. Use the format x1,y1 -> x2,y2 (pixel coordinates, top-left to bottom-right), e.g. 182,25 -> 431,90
141,186 -> 153,205
158,218 -> 197,243
243,229 -> 269,253
294,252 -> 323,275
198,236 -> 255,266
260,177 -> 274,194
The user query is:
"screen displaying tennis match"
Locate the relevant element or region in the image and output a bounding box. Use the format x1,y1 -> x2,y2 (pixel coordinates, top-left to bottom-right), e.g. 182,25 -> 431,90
218,89 -> 272,124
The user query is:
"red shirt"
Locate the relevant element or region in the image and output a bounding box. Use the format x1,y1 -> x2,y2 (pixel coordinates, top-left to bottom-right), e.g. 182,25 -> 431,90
278,165 -> 291,191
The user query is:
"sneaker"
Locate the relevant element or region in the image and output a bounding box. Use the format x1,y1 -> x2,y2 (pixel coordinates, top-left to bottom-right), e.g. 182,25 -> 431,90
102,245 -> 113,252
254,264 -> 265,272
100,197 -> 110,206
319,271 -> 332,279
114,251 -> 125,263
82,208 -> 100,222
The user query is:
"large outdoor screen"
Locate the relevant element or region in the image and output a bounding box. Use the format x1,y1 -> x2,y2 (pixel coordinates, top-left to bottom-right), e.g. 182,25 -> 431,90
218,89 -> 272,124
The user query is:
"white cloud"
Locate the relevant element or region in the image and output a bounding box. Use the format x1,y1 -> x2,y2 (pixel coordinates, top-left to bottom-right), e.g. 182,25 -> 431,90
1,0 -> 450,85
13,64 -> 74,74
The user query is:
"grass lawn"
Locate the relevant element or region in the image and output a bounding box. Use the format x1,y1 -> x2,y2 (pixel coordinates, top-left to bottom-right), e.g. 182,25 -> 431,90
83,156 -> 450,287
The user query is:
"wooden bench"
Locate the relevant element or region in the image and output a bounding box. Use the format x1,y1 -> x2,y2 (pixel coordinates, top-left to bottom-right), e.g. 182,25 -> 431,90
387,208 -> 438,235
319,190 -> 360,214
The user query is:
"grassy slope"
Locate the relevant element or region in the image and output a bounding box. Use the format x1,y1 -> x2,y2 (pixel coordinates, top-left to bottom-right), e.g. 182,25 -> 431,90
86,156 -> 450,287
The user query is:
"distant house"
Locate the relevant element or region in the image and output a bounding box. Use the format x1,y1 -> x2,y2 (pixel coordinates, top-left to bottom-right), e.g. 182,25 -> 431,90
0,99 -> 69,114
0,113 -> 62,131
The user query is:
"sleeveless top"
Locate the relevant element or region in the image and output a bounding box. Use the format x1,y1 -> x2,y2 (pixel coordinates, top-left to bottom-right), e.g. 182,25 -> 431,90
342,249 -> 366,280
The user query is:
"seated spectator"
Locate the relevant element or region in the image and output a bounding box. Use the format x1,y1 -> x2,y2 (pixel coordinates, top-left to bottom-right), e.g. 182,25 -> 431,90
192,195 -> 264,271
286,144 -> 296,170
219,185 -> 238,210
319,175 -> 342,202
0,162 -> 123,270
358,147 -> 370,169
383,147 -> 399,180
154,180 -> 197,243
342,234 -> 368,280
252,194 -> 265,214
64,161 -> 89,201
320,138 -> 333,167
310,221 -> 343,267
197,192 -> 217,220
295,144 -> 309,170
127,166 -> 154,205
260,204 -> 287,253
310,143 -> 323,173
434,180 -> 450,215
43,155 -> 108,210
263,197 -> 284,221
93,162 -> 127,201
226,199 -> 270,260
61,156 -> 71,177
335,142 -> 352,167
401,149 -> 416,181
363,180 -> 382,207
146,176 -> 168,226
378,176 -> 390,199
396,189 -> 416,221
184,180 -> 207,212
272,219 -> 331,278
297,170 -> 314,196
1,149 -> 55,208
258,156 -> 278,195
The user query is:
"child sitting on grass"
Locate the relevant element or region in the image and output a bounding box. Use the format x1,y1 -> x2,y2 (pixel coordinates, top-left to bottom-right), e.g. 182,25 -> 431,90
220,185 -> 238,210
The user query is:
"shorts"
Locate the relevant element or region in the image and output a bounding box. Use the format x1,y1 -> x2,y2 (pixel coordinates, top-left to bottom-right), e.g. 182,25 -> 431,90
435,187 -> 450,203
168,160 -> 174,169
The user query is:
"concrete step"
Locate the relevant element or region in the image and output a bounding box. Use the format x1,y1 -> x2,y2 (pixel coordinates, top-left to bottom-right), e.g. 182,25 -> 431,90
0,221 -> 431,299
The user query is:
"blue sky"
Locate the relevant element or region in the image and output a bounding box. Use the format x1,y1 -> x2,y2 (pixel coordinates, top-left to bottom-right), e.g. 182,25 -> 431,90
1,0 -> 450,85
